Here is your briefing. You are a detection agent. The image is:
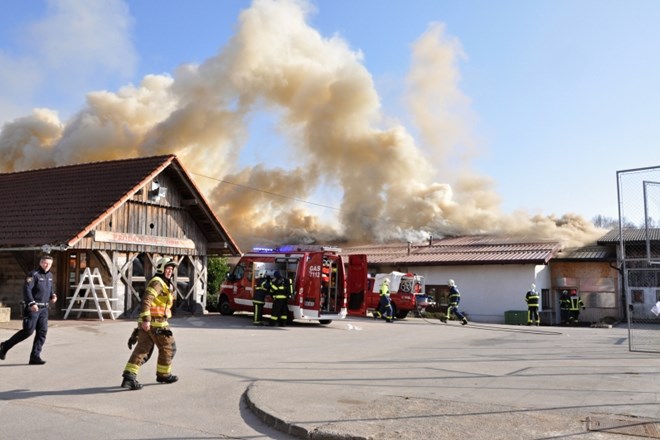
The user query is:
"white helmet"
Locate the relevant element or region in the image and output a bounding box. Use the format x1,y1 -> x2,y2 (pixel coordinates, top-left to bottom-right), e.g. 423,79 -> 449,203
448,279 -> 455,287
155,257 -> 177,273
383,278 -> 390,284
531,283 -> 536,290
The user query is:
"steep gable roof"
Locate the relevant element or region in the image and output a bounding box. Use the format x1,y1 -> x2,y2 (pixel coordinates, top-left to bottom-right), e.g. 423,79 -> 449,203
0,155 -> 240,256
341,235 -> 563,266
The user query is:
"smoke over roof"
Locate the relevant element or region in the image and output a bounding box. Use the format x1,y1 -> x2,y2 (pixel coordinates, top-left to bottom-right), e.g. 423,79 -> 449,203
0,0 -> 605,250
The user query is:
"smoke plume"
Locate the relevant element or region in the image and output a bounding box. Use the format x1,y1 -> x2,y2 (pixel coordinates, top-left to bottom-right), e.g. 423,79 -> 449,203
0,0 -> 605,250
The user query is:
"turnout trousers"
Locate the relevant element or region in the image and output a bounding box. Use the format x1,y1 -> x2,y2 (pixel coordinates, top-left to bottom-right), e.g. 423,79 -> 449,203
123,326 -> 176,379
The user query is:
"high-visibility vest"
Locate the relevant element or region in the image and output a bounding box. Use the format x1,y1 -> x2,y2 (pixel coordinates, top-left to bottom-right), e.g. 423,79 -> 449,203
526,291 -> 540,307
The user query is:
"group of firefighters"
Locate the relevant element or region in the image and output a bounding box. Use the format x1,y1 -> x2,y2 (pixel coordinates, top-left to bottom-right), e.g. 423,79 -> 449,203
252,271 -> 293,326
526,284 -> 585,326
372,278 -> 585,327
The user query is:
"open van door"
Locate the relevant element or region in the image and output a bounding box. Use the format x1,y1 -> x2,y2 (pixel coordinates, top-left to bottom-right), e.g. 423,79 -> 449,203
346,254 -> 368,315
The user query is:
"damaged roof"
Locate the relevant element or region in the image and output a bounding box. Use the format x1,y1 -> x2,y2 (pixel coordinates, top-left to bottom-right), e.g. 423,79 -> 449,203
0,154 -> 240,256
341,235 -> 564,266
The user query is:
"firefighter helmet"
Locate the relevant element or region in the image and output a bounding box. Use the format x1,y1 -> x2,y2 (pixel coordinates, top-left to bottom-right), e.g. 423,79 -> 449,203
155,257 -> 177,273
383,278 -> 390,284
448,279 -> 455,287
531,283 -> 536,290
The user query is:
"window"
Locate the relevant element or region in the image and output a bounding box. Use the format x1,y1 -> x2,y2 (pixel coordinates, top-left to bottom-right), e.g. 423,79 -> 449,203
541,289 -> 551,309
631,289 -> 645,304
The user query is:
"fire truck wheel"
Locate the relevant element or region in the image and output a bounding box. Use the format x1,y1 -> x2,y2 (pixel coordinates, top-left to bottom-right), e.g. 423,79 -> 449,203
319,320 -> 332,325
218,297 -> 234,316
395,309 -> 409,320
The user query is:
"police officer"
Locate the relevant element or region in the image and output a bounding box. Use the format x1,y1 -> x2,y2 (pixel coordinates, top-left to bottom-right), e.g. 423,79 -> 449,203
525,283 -> 540,326
0,254 -> 57,365
121,257 -> 179,390
269,271 -> 289,327
441,279 -> 468,325
253,273 -> 271,326
374,278 -> 394,322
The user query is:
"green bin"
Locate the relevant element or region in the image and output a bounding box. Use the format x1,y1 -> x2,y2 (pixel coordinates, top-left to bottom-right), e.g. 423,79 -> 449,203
504,310 -> 528,325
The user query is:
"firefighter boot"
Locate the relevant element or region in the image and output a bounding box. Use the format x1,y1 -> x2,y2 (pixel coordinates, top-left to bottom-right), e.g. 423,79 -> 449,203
121,373 -> 143,390
0,342 -> 6,360
461,318 -> 468,325
157,374 -> 179,384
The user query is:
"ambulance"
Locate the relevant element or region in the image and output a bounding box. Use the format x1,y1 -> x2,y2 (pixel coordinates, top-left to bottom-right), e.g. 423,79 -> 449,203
218,245 -> 368,325
347,269 -> 425,319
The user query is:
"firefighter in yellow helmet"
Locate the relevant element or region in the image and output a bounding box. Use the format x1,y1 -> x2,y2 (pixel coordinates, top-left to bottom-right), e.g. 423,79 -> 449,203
121,257 -> 179,390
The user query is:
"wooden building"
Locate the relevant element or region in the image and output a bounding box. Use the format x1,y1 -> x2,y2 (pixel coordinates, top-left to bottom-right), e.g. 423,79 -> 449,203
0,155 -> 240,320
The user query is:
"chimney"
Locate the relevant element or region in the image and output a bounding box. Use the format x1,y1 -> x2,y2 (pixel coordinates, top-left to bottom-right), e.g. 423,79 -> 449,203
407,241 -> 412,255
428,235 -> 433,246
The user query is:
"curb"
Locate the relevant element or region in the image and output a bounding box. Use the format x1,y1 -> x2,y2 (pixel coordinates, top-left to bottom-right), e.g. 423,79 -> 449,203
242,382 -> 371,440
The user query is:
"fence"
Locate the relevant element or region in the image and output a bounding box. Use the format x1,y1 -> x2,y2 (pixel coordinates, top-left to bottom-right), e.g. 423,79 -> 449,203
617,165 -> 660,352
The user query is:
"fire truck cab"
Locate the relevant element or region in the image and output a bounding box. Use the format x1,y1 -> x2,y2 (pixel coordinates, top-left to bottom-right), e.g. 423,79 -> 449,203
218,245 -> 367,325
347,270 -> 425,319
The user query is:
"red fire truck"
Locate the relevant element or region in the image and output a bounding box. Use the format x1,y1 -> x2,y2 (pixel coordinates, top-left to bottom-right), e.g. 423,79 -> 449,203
347,269 -> 425,319
218,245 -> 368,325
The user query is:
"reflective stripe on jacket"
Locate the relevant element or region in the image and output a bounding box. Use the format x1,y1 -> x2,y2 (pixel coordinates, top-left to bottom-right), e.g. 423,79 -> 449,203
139,275 -> 173,327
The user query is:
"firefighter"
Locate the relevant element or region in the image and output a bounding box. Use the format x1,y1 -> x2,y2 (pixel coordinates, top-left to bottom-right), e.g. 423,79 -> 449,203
269,271 -> 289,327
374,278 -> 393,322
121,257 -> 179,390
568,290 -> 585,325
441,279 -> 468,325
525,283 -> 540,326
253,273 -> 271,326
559,290 -> 571,325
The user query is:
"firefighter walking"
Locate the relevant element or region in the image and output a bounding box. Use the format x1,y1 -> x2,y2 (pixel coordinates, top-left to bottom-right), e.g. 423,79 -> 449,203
374,278 -> 393,322
441,279 -> 468,325
253,274 -> 271,326
121,257 -> 179,390
269,271 -> 289,327
525,283 -> 540,326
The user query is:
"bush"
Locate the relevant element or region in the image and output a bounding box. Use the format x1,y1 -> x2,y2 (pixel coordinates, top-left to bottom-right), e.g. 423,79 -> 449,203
206,257 -> 230,312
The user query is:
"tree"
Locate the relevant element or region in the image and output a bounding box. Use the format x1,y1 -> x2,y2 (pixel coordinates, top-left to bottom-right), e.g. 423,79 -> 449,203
206,257 -> 231,312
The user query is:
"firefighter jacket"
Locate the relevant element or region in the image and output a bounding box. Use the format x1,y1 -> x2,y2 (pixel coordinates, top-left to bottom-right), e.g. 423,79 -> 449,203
379,283 -> 390,297
525,290 -> 540,308
569,296 -> 585,311
138,274 -> 174,328
270,277 -> 288,299
254,278 -> 270,303
448,285 -> 461,306
559,293 -> 571,310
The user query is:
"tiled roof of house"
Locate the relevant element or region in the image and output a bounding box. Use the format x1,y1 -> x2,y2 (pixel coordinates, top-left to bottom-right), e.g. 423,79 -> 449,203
341,235 -> 564,266
597,227 -> 660,243
0,155 -> 240,255
553,245 -> 617,261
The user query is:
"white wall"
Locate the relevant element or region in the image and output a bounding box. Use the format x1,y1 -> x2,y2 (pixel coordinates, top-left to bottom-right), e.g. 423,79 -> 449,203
411,264 -> 551,323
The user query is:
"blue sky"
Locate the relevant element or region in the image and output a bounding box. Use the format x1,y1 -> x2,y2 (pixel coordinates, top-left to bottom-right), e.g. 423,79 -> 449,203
1,0 -> 659,245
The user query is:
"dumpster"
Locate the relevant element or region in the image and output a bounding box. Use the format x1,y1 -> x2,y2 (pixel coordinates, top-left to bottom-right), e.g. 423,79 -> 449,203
504,310 -> 528,325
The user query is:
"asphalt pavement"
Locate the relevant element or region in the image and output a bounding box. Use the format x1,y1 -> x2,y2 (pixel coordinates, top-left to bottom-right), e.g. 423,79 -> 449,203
1,313 -> 659,440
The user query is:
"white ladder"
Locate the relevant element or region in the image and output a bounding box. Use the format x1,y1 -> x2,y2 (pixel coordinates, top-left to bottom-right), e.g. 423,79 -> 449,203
63,267 -> 121,321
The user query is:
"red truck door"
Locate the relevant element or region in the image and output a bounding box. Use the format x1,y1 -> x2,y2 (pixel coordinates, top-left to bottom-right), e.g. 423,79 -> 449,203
346,254 -> 368,315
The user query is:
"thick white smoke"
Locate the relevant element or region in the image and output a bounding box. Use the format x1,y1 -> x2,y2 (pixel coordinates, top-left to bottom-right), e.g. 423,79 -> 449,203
0,0 -> 605,249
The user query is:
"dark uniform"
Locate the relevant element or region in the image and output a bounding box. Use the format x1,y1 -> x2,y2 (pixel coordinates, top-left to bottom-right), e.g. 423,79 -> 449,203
253,276 -> 271,326
442,280 -> 468,325
0,255 -> 56,364
568,292 -> 585,325
525,285 -> 540,326
269,272 -> 289,326
121,258 -> 178,390
559,290 -> 571,325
